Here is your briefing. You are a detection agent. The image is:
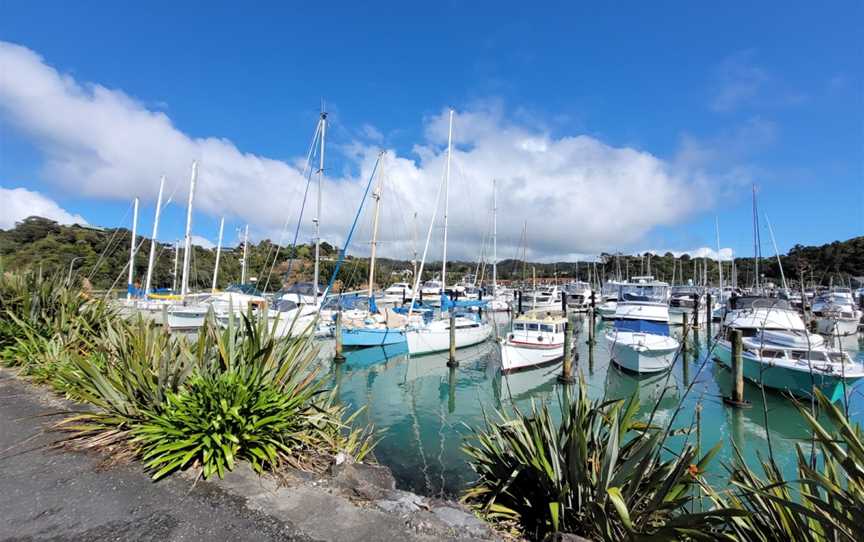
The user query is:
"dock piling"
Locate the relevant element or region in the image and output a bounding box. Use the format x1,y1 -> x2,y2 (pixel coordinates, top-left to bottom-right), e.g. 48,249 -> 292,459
334,311 -> 346,363
723,329 -> 750,407
447,312 -> 458,367
558,321 -> 576,384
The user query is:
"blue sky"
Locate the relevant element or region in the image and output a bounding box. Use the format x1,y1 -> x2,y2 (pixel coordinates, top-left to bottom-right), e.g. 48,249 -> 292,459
0,1 -> 861,261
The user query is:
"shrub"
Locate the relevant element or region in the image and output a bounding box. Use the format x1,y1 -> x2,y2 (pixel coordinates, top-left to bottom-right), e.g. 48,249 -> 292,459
462,378 -> 738,540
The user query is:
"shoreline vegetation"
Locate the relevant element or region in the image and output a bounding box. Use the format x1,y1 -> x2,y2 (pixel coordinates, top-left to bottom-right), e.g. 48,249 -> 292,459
0,269 -> 375,482
2,216 -> 862,292
1,257 -> 863,539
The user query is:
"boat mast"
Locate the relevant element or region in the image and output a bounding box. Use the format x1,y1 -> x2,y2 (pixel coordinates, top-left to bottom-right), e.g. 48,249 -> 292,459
313,109 -> 327,300
240,224 -> 249,284
126,197 -> 140,300
752,184 -> 761,292
412,211 -> 418,281
368,151 -> 385,300
172,241 -> 179,292
180,161 -> 197,300
441,108 -> 454,292
492,179 -> 497,296
212,217 -> 224,293
764,213 -> 788,292
715,217 -> 723,294
144,176 -> 165,296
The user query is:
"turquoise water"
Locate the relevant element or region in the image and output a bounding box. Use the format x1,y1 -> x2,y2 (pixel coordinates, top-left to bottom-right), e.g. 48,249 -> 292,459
319,314 -> 864,498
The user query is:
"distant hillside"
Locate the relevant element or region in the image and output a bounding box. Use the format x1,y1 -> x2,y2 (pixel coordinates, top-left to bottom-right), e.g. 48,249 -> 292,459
1,216 -> 861,291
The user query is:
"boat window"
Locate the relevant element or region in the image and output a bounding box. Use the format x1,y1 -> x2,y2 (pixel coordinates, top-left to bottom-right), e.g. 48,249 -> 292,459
540,324 -> 554,333
526,323 -> 539,331
513,323 -> 525,331
275,299 -> 298,312
760,350 -> 784,359
828,352 -> 847,363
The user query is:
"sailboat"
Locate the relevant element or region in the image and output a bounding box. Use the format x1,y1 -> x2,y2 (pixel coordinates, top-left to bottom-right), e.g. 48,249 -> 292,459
404,109 -> 492,356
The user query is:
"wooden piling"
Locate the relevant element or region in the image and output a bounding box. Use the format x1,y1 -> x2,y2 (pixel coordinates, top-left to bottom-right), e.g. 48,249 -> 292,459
723,329 -> 750,407
334,311 -> 346,363
448,365 -> 457,413
517,291 -> 523,315
447,312 -> 458,367
561,291 -> 568,314
681,321 -> 690,384
705,294 -> 712,336
692,293 -> 700,328
558,321 -> 576,384
586,292 -> 596,346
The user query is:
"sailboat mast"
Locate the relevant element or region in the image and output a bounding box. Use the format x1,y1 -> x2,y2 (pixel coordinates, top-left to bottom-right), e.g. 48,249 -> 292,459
752,184 -> 761,291
144,176 -> 165,296
764,213 -> 788,291
172,241 -> 179,292
314,110 -> 327,299
180,161 -> 197,299
240,224 -> 249,284
441,108 -> 454,292
492,179 -> 497,295
715,217 -> 723,294
212,217 -> 224,293
368,152 -> 384,300
412,211 -> 418,281
126,197 -> 139,300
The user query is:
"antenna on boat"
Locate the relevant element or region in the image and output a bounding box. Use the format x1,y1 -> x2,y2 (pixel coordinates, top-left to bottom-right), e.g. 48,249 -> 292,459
764,213 -> 788,292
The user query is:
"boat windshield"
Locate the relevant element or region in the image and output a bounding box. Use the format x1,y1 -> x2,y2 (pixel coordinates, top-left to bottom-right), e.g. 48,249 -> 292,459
280,282 -> 321,297
671,286 -> 701,296
225,284 -> 263,296
619,284 -> 668,303
729,296 -> 791,310
274,299 -> 298,312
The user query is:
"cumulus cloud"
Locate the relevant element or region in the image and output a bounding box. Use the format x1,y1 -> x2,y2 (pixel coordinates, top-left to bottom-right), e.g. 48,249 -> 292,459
0,41 -> 719,261
190,235 -> 215,249
0,186 -> 87,229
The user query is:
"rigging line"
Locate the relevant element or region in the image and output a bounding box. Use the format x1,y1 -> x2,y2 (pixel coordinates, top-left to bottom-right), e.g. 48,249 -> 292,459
87,201 -> 134,281
280,120 -> 323,289
320,153 -> 382,302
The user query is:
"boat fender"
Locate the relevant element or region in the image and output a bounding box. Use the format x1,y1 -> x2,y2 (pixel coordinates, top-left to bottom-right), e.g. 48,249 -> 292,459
537,335 -> 543,342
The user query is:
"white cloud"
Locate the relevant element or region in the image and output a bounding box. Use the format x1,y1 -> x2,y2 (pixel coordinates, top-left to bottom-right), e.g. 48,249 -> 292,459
0,186 -> 87,229
190,235 -> 215,249
0,41 -> 722,261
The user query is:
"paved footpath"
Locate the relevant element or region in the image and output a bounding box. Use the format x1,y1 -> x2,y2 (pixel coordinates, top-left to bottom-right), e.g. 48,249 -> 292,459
0,370 -> 311,541
0,369 -> 498,542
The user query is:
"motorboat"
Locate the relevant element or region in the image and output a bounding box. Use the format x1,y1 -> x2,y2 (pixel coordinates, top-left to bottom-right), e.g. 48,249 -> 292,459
714,295 -> 863,402
499,311 -> 566,372
406,311 -> 492,356
563,281 -> 593,312
606,282 -> 679,373
522,285 -> 562,311
668,286 -> 708,326
812,289 -> 862,337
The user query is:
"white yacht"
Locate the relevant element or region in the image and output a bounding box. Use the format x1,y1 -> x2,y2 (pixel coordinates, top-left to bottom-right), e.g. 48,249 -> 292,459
606,282 -> 679,373
563,281 -> 593,312
668,286 -> 708,326
405,312 -> 492,355
522,285 -> 562,311
714,295 -> 863,402
812,289 -> 861,336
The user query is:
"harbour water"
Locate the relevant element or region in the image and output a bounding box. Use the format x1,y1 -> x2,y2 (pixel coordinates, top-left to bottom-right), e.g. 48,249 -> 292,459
318,314 -> 864,498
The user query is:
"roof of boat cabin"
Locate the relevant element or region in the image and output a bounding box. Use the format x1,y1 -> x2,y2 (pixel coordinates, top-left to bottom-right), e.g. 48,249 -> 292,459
514,310 -> 568,323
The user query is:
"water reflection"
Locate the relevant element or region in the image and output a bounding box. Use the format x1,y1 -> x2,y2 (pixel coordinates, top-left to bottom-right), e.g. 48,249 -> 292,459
317,315 -> 862,498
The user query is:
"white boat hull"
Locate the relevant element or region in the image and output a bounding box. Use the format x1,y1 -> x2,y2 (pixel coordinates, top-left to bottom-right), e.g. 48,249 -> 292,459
406,320 -> 492,356
607,331 -> 678,373
499,341 -> 563,372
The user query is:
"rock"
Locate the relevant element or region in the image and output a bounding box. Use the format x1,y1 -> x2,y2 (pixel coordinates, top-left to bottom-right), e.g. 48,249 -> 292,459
431,505 -> 491,538
375,490 -> 426,514
547,533 -> 592,542
330,462 -> 396,501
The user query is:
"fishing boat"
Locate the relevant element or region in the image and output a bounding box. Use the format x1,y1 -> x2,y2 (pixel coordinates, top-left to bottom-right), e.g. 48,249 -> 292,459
714,296 -> 864,402
606,282 -> 679,373
499,311 -> 566,372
